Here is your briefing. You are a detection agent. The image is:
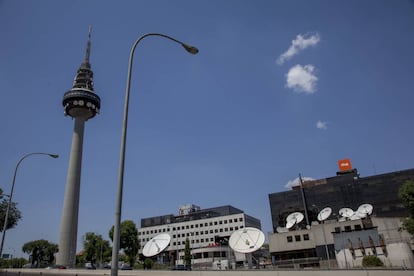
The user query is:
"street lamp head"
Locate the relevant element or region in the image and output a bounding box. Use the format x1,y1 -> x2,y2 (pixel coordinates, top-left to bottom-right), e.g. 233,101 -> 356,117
49,154 -> 59,159
181,43 -> 199,55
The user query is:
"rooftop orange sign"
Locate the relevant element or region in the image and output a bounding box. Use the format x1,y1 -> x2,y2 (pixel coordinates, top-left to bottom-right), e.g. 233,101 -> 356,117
338,158 -> 352,171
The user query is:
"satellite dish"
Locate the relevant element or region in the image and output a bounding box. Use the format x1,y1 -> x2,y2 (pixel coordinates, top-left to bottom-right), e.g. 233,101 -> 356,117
355,211 -> 367,218
350,213 -> 362,221
317,207 -> 332,221
142,233 -> 171,257
229,227 -> 265,253
339,207 -> 354,218
285,218 -> 296,229
357,203 -> 373,215
286,212 -> 304,224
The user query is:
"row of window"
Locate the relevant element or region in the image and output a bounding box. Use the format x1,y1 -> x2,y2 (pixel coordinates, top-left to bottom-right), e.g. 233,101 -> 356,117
139,217 -> 244,236
140,226 -> 243,243
287,234 -> 310,243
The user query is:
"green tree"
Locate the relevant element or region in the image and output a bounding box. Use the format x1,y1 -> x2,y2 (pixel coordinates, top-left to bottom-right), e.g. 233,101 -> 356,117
399,180 -> 414,235
109,220 -> 140,267
0,188 -> 22,231
82,232 -> 111,266
184,238 -> 191,269
22,239 -> 58,268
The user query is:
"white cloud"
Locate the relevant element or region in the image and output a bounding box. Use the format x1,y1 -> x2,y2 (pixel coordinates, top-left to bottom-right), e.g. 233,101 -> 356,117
316,120 -> 328,130
285,176 -> 315,189
285,64 -> 318,93
277,33 -> 320,65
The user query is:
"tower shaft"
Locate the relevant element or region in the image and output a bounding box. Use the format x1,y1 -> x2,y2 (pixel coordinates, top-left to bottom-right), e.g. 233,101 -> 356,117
57,118 -> 85,267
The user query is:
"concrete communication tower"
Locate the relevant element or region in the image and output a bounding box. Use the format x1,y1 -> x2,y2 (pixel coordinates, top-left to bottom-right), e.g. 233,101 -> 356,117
57,27 -> 101,267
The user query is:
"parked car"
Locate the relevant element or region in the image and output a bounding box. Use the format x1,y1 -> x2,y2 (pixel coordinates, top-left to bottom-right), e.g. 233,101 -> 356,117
120,263 -> 132,270
85,262 -> 96,269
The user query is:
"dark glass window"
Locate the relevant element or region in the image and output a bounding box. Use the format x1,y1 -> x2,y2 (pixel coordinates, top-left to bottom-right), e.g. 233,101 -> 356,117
287,236 -> 293,243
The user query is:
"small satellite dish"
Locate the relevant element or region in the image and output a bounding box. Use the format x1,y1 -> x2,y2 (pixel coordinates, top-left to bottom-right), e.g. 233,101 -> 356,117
229,227 -> 265,254
285,218 -> 296,229
317,207 -> 332,221
339,207 -> 354,218
286,212 -> 304,224
142,233 -> 171,257
357,203 -> 373,215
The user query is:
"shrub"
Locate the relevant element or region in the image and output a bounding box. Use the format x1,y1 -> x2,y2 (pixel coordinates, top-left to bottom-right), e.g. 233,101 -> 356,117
362,255 -> 384,267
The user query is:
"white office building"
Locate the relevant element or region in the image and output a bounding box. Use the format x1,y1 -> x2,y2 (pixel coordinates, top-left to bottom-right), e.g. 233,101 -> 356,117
138,204 -> 262,269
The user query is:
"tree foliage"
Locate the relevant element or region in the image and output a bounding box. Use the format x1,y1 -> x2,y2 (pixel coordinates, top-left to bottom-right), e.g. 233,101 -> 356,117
184,238 -> 191,269
82,232 -> 111,265
0,188 -> 22,231
22,239 -> 58,268
109,220 -> 140,266
362,255 -> 384,267
399,180 -> 414,235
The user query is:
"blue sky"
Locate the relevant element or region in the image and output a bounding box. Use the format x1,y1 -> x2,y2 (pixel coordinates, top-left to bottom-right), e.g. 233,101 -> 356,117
1,0 -> 414,258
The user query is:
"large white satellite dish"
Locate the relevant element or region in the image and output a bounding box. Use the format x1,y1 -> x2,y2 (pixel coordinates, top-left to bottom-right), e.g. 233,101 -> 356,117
339,207 -> 354,218
142,233 -> 171,257
229,227 -> 265,253
286,212 -> 304,224
357,203 -> 373,215
317,207 -> 332,221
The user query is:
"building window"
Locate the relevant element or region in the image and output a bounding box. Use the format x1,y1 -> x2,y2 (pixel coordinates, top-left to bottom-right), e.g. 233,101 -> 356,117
224,228 -> 228,232
220,229 -> 223,232
295,235 -> 301,242
173,227 -> 176,231
344,226 -> 352,232
239,217 -> 243,222
303,234 -> 309,241
214,221 -> 218,225
230,227 -> 234,231
354,224 -> 362,230
209,222 -> 213,226
334,227 -> 340,233
191,225 -> 194,229
234,218 -> 238,222
229,219 -> 233,223
287,236 -> 293,243
219,220 -> 223,224
210,230 -> 213,234
235,226 -> 239,230
224,220 -> 228,224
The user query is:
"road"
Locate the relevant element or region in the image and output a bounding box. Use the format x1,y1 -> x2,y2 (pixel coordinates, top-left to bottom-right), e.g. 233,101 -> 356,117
1,269 -> 414,276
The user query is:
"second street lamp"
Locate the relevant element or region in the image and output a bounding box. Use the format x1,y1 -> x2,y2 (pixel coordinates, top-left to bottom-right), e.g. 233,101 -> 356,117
111,33 -> 198,276
0,152 -> 59,257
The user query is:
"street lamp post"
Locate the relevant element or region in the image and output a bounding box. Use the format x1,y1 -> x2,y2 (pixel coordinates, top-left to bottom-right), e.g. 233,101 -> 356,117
0,152 -> 59,258
111,33 -> 198,276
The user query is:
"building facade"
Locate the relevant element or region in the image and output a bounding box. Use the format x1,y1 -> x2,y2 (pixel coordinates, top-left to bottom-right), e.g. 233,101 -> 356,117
138,204 -> 261,269
268,166 -> 414,268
